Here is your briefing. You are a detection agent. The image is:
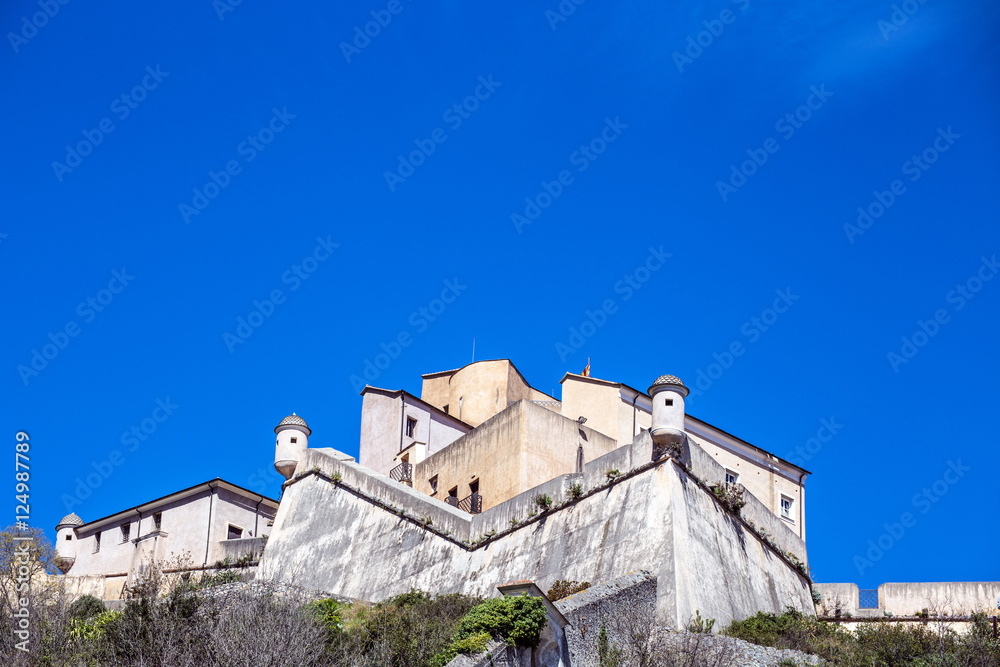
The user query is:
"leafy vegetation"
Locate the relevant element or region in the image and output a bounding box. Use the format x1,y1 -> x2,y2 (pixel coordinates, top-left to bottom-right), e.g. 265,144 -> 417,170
686,609 -> 715,634
534,493 -> 553,510
547,579 -> 590,601
724,607 -> 1000,666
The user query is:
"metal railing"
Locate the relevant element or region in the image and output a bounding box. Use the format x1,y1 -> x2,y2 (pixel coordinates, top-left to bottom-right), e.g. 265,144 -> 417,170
444,493 -> 482,514
459,493 -> 483,514
389,462 -> 412,483
859,589 -> 879,609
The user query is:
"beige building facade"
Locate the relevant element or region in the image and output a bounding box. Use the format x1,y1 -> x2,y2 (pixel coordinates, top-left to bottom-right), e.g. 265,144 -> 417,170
354,359 -> 809,534
54,479 -> 277,599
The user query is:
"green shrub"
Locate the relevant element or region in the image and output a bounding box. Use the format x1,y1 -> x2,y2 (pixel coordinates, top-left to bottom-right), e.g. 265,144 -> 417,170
687,609 -> 715,634
724,608 -> 854,661
598,622 -> 624,666
306,598 -> 345,636
568,483 -> 584,499
605,469 -> 621,481
430,594 -> 548,665
534,494 -> 552,510
547,580 -> 590,601
453,594 -> 548,647
429,630 -> 491,667
68,594 -> 106,621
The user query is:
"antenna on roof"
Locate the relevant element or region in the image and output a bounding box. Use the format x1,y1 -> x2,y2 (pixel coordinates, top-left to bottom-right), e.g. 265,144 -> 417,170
472,338 -> 475,363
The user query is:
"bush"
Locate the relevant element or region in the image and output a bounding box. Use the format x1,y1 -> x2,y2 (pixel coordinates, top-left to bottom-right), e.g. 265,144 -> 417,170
534,494 -> 552,510
568,483 -> 584,499
547,580 -> 590,601
687,609 -> 715,634
68,594 -> 106,621
711,483 -> 746,515
431,594 -> 549,665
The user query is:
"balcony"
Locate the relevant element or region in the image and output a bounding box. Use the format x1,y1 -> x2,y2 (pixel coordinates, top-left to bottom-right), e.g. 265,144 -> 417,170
390,462 -> 413,484
446,493 -> 482,514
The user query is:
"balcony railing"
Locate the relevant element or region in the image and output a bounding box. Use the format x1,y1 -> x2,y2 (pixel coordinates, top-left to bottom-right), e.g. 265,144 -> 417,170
390,462 -> 412,483
444,493 -> 482,514
459,493 -> 483,514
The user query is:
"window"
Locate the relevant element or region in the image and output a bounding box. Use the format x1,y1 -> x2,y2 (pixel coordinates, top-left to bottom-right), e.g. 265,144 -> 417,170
227,524 -> 243,540
405,417 -> 417,438
429,475 -> 439,495
443,404 -> 449,414
781,496 -> 793,520
469,479 -> 479,496
121,524 -> 130,543
664,398 -> 673,406
290,437 -> 297,444
448,486 -> 458,498
65,534 -> 72,541
153,512 -> 162,531
725,469 -> 739,485
93,532 -> 101,553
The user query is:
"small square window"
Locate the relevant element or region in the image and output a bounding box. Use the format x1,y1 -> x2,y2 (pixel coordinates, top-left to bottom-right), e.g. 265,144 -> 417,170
228,524 -> 243,540
290,437 -> 297,444
65,534 -> 72,541
405,417 -> 417,438
781,496 -> 793,519
725,469 -> 739,485
121,524 -> 130,543
429,475 -> 439,495
664,398 -> 673,406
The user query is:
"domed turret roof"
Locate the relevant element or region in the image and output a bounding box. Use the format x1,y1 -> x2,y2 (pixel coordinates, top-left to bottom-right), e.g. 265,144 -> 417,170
56,513 -> 84,528
275,413 -> 311,435
651,374 -> 686,388
648,374 -> 689,396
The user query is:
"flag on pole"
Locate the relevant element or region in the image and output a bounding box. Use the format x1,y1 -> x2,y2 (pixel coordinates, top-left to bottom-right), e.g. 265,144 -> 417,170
582,358 -> 590,377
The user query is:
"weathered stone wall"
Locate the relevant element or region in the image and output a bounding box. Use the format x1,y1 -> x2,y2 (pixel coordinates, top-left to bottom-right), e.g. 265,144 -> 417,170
257,439 -> 813,628
556,571 -> 657,666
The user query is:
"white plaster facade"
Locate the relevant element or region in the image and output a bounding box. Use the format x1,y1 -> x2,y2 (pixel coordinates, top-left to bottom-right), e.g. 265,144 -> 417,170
54,479 -> 278,596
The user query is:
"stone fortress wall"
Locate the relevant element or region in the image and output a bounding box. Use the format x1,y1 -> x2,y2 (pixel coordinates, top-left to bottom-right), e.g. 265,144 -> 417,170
257,407 -> 815,630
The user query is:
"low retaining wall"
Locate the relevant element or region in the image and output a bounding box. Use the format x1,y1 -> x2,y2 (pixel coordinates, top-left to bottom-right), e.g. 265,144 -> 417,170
815,582 -> 1000,618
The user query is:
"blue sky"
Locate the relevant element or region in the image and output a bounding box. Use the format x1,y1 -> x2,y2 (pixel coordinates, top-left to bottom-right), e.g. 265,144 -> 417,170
2,0 -> 997,590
